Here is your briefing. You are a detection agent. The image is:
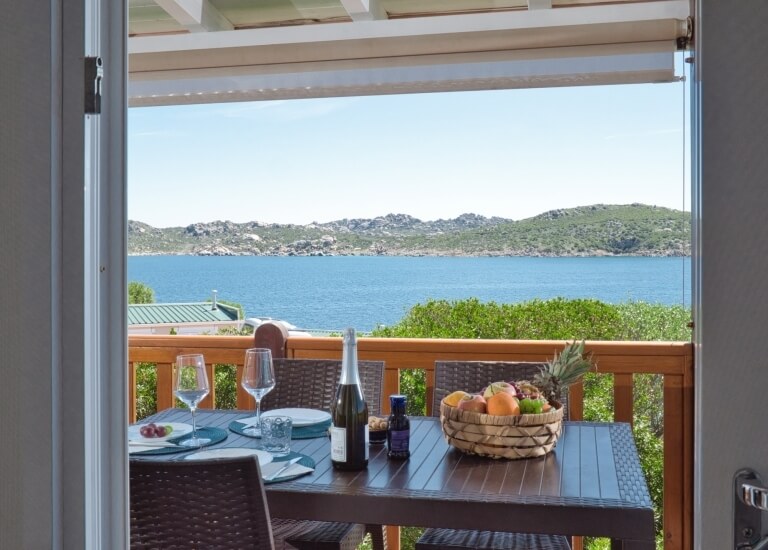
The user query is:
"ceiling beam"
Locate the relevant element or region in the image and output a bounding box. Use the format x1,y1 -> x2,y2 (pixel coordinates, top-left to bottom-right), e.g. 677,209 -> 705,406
155,0 -> 233,32
130,0 -> 690,59
339,0 -> 387,21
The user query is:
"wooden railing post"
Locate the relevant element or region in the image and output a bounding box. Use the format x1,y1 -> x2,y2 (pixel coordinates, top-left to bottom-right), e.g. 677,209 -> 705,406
156,362 -> 174,411
254,322 -> 289,359
613,373 -> 634,425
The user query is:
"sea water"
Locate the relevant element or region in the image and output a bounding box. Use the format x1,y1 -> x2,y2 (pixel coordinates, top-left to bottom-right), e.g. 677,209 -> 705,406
128,255 -> 691,332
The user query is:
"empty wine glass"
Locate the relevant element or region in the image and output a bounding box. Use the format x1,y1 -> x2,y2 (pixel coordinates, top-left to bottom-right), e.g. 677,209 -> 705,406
174,354 -> 211,447
241,348 -> 276,437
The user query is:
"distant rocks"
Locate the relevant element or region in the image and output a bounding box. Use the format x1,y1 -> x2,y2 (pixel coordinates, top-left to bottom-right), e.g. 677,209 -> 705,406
128,204 -> 691,258
196,246 -> 236,256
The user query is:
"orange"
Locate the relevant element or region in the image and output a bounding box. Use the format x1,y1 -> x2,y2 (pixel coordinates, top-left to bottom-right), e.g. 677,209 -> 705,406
443,390 -> 469,407
486,392 -> 521,416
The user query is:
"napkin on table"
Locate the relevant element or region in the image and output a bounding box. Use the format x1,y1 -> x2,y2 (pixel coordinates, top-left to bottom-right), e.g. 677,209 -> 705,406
260,461 -> 314,480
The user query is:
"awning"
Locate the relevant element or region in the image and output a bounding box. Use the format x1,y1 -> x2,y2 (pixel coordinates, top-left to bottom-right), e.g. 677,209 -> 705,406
128,0 -> 691,106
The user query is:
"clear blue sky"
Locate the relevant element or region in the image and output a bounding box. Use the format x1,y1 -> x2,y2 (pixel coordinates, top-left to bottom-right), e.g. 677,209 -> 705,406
128,80 -> 689,228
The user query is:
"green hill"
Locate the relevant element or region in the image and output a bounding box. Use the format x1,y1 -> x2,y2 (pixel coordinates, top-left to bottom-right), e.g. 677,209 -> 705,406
128,204 -> 690,257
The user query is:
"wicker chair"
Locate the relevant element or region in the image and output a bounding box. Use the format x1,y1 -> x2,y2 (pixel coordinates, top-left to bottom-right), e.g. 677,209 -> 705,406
261,359 -> 387,550
262,359 -> 384,416
130,456 -> 275,549
416,361 -> 571,550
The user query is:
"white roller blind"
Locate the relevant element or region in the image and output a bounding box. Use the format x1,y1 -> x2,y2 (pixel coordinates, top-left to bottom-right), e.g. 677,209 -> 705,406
128,0 -> 690,106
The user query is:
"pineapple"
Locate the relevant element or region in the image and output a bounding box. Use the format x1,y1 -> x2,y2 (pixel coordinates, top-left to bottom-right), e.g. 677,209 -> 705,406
534,340 -> 594,402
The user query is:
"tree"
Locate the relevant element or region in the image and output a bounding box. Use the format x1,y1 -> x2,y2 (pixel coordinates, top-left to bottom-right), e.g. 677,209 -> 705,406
128,281 -> 155,304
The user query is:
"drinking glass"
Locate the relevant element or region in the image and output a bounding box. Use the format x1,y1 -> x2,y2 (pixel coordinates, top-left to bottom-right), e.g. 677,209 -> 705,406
241,348 -> 276,437
174,354 -> 211,447
261,415 -> 292,456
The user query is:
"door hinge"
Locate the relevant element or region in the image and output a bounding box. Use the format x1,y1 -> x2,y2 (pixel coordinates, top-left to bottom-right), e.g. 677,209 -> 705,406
84,56 -> 103,115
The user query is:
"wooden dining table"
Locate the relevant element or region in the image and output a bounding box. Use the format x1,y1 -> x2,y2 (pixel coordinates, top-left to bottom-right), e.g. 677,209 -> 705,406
133,408 -> 655,549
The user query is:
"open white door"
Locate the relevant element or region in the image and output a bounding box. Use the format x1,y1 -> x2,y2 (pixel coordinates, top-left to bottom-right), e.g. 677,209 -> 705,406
695,1 -> 768,548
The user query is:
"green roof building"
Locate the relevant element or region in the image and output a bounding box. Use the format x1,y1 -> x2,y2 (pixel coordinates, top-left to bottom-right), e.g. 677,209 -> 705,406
128,296 -> 241,335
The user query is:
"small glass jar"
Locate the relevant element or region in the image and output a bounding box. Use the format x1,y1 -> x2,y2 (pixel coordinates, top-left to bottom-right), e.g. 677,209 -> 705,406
387,394 -> 410,460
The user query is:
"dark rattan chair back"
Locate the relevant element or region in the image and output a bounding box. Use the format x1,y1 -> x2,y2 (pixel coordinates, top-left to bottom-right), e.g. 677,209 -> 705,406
262,359 -> 384,416
433,361 -> 569,419
130,456 -> 275,549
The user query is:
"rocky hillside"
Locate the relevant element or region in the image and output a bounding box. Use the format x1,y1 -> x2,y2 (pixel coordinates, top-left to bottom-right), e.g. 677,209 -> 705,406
128,204 -> 690,257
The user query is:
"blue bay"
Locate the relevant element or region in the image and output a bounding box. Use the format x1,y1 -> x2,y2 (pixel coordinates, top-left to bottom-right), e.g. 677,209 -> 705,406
128,256 -> 691,332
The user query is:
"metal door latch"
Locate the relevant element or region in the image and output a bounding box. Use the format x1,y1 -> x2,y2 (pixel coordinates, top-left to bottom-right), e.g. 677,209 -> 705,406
735,469 -> 768,549
84,56 -> 103,115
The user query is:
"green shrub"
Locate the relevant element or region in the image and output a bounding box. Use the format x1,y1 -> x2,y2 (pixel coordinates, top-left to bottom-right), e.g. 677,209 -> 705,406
135,362 -> 158,420
128,281 -> 155,304
214,364 -> 238,409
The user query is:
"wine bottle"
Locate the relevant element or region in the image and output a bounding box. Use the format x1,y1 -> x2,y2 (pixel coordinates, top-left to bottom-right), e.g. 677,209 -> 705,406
330,327 -> 369,470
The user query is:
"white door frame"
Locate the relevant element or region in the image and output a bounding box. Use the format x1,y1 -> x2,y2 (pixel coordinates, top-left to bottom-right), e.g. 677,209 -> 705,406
66,0 -> 128,547
84,0 -> 129,547
14,0 -> 764,547
693,1 -> 768,548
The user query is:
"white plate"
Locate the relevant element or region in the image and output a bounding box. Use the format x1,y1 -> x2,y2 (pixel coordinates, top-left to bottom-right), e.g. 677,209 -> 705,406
128,422 -> 192,442
261,408 -> 332,427
184,448 -> 273,466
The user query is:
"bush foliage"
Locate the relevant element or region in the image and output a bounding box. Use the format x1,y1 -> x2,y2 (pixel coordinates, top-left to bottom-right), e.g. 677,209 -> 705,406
128,281 -> 155,304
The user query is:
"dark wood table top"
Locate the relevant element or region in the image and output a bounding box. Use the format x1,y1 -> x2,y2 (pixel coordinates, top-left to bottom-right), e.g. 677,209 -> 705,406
136,408 -> 655,547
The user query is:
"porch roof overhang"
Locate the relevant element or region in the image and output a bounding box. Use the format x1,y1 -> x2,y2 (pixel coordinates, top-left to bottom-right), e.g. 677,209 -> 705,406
128,0 -> 691,107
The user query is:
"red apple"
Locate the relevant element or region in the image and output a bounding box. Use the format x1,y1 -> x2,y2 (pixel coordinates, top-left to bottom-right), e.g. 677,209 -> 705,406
482,381 -> 517,399
457,394 -> 487,414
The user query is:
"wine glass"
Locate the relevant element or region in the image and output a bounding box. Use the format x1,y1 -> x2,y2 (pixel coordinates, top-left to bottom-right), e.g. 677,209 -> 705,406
241,348 -> 276,437
174,354 -> 211,447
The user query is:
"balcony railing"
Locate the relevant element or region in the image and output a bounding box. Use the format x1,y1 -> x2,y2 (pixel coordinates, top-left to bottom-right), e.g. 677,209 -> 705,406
128,329 -> 693,550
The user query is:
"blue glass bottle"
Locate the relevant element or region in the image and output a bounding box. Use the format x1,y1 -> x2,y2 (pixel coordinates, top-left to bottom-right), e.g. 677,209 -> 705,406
387,394 -> 410,460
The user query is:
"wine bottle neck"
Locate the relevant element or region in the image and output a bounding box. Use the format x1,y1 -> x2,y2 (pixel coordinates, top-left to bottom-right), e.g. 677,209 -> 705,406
340,327 -> 361,385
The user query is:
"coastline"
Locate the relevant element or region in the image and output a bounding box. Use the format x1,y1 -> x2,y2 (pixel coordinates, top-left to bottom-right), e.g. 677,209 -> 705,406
128,250 -> 691,258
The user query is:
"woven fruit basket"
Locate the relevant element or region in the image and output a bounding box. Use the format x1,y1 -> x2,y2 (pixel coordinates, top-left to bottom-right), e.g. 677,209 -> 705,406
439,399 -> 563,460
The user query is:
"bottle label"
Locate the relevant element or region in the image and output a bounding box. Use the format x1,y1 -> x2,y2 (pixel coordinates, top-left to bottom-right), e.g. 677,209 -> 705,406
330,426 -> 346,462
389,429 -> 410,452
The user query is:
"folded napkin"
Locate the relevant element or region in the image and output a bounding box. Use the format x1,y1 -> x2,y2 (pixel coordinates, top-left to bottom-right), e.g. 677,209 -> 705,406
260,461 -> 313,482
238,416 -> 262,428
